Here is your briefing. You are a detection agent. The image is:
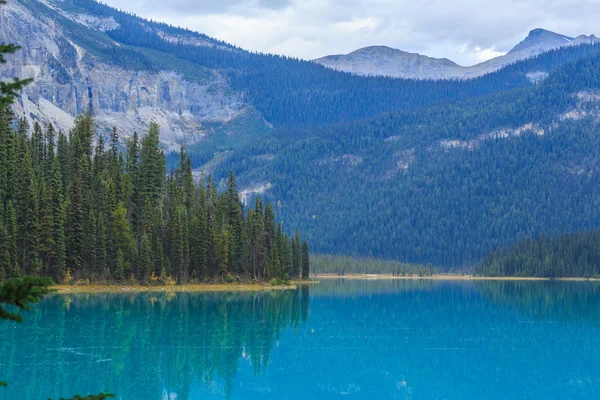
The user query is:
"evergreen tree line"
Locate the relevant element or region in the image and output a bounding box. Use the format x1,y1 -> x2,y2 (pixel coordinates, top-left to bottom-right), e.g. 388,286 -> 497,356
0,110 -> 310,284
310,255 -> 435,276
474,230 -> 600,278
214,52 -> 600,267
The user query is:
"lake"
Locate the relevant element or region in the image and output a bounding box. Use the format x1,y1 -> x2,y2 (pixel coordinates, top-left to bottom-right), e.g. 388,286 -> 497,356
2,279 -> 600,399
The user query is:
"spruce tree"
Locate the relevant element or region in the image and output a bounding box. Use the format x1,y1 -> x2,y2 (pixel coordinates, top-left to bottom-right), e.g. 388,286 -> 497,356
96,212 -> 108,282
4,201 -> 19,278
301,240 -> 310,279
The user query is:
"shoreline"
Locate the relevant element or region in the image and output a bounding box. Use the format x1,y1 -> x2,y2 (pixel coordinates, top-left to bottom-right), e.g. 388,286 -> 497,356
53,281 -> 314,294
312,274 -> 600,282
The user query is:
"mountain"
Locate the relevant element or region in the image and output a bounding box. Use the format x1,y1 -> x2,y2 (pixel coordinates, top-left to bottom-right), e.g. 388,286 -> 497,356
3,0 -> 598,146
0,0 -> 252,151
314,29 -> 600,79
313,46 -> 465,80
217,54 -> 600,266
3,0 -> 600,268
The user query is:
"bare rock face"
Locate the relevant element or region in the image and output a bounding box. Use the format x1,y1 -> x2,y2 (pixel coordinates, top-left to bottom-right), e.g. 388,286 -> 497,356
314,46 -> 464,80
314,29 -> 600,80
0,0 -> 245,148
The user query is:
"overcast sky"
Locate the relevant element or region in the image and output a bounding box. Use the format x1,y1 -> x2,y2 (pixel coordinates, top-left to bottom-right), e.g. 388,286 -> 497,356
102,0 -> 600,66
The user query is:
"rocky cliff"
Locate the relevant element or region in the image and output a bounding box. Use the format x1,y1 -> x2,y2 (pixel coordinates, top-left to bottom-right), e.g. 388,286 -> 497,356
0,0 -> 247,149
314,29 -> 600,79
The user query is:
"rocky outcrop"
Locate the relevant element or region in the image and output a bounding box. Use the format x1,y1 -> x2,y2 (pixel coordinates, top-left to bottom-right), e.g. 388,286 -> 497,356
314,29 -> 600,80
0,0 -> 245,148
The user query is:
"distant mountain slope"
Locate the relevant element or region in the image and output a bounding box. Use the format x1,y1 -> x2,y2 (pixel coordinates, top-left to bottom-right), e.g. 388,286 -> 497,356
0,0 -> 253,149
215,53 -> 600,266
4,0 -> 600,146
3,0 -> 600,269
314,29 -> 599,79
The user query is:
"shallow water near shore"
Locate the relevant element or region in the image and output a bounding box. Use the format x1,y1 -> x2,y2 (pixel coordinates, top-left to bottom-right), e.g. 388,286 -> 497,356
2,279 -> 600,399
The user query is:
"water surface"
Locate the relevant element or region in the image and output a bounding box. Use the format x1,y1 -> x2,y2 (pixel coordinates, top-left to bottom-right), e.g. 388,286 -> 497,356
1,279 -> 600,399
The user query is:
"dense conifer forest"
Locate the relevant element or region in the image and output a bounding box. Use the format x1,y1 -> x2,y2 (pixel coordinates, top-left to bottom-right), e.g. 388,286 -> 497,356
311,255 -> 435,276
220,53 -> 600,266
474,230 -> 600,278
0,109 -> 309,284
6,0 -> 600,272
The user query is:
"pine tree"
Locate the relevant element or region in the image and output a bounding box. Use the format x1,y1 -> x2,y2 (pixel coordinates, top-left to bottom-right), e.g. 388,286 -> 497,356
189,187 -> 208,281
30,122 -> 44,173
111,202 -> 136,280
114,249 -> 125,282
38,181 -> 55,276
225,171 -> 244,275
4,202 -> 19,277
48,156 -> 66,283
138,232 -> 153,283
301,240 -> 310,279
57,130 -> 70,194
14,135 -> 40,276
137,123 -> 164,230
66,115 -> 94,279
139,197 -> 155,282
124,131 -> 139,226
96,212 -> 108,282
0,217 -> 9,280
292,229 -> 301,278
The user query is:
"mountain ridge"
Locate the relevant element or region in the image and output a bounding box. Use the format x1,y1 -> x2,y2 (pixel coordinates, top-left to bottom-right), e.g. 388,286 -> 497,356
314,28 -> 600,79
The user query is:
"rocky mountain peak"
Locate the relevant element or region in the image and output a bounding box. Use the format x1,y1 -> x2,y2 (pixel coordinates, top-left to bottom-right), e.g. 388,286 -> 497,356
315,28 -> 599,80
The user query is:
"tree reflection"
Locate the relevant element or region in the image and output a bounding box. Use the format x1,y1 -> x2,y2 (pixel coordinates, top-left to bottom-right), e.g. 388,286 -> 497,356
474,280 -> 600,325
0,288 -> 310,399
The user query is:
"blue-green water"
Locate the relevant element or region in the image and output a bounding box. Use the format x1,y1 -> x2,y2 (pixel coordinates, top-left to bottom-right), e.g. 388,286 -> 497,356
2,279 -> 600,399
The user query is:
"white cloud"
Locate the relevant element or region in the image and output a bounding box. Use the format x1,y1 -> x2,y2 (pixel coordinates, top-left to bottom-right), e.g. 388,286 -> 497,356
102,0 -> 600,65
474,47 -> 507,62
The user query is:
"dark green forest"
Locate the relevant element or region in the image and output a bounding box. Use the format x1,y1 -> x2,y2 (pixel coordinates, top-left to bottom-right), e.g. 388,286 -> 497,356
474,230 -> 600,278
311,254 -> 435,276
8,0 -> 600,271
0,110 -> 310,284
219,53 -> 600,266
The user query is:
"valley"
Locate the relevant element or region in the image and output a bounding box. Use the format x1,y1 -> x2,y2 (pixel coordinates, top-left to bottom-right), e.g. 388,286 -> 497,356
1,0 -> 600,270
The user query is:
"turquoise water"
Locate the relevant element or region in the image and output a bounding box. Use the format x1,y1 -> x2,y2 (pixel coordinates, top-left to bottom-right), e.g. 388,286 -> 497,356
2,279 -> 600,399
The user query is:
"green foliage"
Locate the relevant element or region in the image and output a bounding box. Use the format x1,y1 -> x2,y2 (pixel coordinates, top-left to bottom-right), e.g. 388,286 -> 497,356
474,230 -> 600,278
269,277 -> 290,286
0,277 -> 54,322
215,53 -> 600,267
0,111 -> 309,284
311,255 -> 434,276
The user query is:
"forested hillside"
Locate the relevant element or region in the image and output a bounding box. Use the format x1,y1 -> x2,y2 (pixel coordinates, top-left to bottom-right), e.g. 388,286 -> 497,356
218,53 -> 600,266
474,231 -> 600,278
0,109 -> 309,283
12,0 -> 600,129
5,0 -> 600,269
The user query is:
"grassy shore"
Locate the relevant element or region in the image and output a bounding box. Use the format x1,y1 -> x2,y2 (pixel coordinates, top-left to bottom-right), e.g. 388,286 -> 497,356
53,281 -> 315,294
313,274 -> 600,282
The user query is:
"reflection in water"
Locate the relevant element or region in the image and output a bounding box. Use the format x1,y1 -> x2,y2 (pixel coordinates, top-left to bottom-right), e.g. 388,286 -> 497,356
2,280 -> 600,399
0,287 -> 309,400
474,280 -> 600,325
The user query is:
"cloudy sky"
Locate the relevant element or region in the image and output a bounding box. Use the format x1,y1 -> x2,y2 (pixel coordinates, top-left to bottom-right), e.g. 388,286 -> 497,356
102,0 -> 600,66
